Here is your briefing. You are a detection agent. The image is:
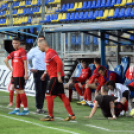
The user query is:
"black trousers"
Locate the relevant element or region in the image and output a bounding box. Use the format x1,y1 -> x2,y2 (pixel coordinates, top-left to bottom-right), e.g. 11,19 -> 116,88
33,71 -> 49,109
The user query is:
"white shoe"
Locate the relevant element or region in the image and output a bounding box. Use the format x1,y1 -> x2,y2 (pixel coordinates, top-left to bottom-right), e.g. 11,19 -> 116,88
120,110 -> 125,116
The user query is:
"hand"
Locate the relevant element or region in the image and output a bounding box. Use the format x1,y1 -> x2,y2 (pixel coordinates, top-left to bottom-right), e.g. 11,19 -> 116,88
30,69 -> 38,73
24,74 -> 29,80
108,117 -> 117,120
41,74 -> 45,81
58,76 -> 63,83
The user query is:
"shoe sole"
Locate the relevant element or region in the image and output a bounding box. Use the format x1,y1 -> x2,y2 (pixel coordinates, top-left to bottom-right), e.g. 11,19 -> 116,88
18,113 -> 29,116
40,119 -> 54,121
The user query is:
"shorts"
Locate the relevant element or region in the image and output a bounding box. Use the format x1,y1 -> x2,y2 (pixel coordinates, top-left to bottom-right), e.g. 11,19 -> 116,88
127,85 -> 134,91
11,76 -> 14,84
46,77 -> 64,95
122,90 -> 129,101
13,77 -> 25,90
114,102 -> 123,117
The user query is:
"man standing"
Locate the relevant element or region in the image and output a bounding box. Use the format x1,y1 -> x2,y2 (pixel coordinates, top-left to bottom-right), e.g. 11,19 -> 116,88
27,36 -> 49,114
4,37 -> 29,115
38,39 -> 75,121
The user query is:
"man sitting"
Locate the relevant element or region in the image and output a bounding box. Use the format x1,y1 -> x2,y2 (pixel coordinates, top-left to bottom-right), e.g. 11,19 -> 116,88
64,59 -> 91,102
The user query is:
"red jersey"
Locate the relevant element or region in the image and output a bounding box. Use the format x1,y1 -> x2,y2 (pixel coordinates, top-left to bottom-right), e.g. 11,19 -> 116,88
125,66 -> 134,80
7,48 -> 27,77
88,65 -> 100,84
76,67 -> 91,83
45,48 -> 64,78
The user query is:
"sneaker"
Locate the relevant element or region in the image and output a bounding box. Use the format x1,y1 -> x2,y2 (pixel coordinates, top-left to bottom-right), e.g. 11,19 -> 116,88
18,110 -> 29,116
87,102 -> 94,108
8,109 -> 19,115
64,115 -> 75,121
86,101 -> 93,106
77,100 -> 86,105
36,109 -> 47,114
40,116 -> 54,121
7,102 -> 13,107
120,110 -> 125,116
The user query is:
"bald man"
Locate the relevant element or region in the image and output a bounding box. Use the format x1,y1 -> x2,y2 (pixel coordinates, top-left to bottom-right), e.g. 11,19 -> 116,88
38,39 -> 75,121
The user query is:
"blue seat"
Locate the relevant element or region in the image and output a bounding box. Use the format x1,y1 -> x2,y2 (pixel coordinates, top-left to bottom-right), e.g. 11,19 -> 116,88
40,15 -> 50,23
71,35 -> 76,45
74,63 -> 83,77
25,16 -> 31,24
74,12 -> 79,21
91,0 -> 96,9
62,4 -> 70,12
50,14 -> 54,22
76,35 -> 81,45
105,34 -> 109,44
68,12 -> 75,21
112,8 -> 120,18
88,11 -> 94,19
82,12 -> 89,20
56,4 -> 65,12
121,57 -> 130,83
126,0 -> 134,5
125,7 -> 132,18
86,1 -> 91,9
94,37 -> 99,45
78,12 -> 84,20
68,3 -> 74,10
88,64 -> 96,75
38,0 -> 41,6
81,1 -> 88,10
118,8 -> 125,18
52,14 -> 58,21
106,0 -> 116,7
96,0 -> 101,8
61,13 -> 70,22
25,0 -> 31,7
131,7 -> 134,17
97,10 -> 104,18
84,35 -> 90,45
115,0 -> 121,6
114,65 -> 122,77
101,0 -> 106,8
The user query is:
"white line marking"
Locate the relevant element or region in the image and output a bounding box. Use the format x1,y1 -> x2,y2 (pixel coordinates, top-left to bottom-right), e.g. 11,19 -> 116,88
86,124 -> 134,133
0,114 -> 79,134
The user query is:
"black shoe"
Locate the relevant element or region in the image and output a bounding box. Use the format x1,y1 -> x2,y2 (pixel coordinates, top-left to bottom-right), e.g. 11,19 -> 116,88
36,109 -> 47,114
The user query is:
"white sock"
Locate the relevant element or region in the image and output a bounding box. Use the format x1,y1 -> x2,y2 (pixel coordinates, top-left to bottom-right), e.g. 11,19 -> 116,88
80,96 -> 83,100
24,108 -> 28,111
15,108 -> 19,110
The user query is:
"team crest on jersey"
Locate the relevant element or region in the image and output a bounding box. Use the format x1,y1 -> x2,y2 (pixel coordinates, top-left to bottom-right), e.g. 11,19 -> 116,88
14,53 -> 19,57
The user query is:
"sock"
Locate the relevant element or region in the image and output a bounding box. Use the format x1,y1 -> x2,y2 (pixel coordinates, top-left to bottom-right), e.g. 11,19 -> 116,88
69,89 -> 73,102
75,83 -> 83,96
24,108 -> 28,111
9,90 -> 14,103
83,88 -> 87,101
46,95 -> 56,117
15,108 -> 19,110
59,94 -> 74,116
80,96 -> 83,100
16,94 -> 21,108
86,88 -> 91,101
20,93 -> 28,108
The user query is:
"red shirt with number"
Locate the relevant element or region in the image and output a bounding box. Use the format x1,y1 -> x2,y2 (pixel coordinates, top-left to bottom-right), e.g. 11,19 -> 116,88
45,48 -> 64,78
7,48 -> 27,77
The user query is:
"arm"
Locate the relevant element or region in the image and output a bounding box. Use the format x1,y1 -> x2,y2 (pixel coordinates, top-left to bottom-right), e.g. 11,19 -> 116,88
109,101 -> 117,120
96,76 -> 106,91
41,70 -> 48,81
24,60 -> 28,80
109,73 -> 116,82
4,58 -> 13,72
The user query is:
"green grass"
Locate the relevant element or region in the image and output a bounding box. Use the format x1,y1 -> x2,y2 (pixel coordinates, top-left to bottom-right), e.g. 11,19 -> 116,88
0,91 -> 134,134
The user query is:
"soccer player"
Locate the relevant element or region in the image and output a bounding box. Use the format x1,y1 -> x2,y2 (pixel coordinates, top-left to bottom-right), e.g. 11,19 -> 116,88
38,39 -> 75,121
77,58 -> 101,106
8,41 -> 26,107
64,59 -> 91,102
107,80 -> 132,116
4,37 -> 29,115
85,85 -> 124,119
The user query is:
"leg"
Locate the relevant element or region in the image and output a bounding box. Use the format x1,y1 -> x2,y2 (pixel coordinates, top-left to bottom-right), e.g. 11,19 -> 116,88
9,84 -> 14,106
75,83 -> 83,96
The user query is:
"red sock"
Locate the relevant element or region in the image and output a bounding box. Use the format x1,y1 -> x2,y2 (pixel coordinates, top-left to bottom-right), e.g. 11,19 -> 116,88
16,94 -> 21,108
75,83 -> 83,96
59,94 -> 74,116
83,88 -> 87,100
69,89 -> 73,102
86,88 -> 91,101
46,95 -> 56,117
20,93 -> 28,108
9,90 -> 14,103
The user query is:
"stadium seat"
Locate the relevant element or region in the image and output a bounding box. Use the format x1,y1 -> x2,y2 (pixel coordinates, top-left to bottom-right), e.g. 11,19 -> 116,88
25,16 -> 31,24
19,1 -> 25,7
114,0 -> 122,6
126,0 -> 133,5
56,4 -> 65,12
71,35 -> 76,45
59,13 -> 66,22
76,35 -> 81,45
125,7 -> 132,17
107,9 -> 114,18
91,0 -> 96,9
31,0 -> 38,6
25,0 -> 31,7
86,1 -> 92,9
68,3 -> 78,12
40,15 -> 50,23
48,0 -> 60,4
100,0 -> 106,8
74,63 -> 83,77
89,64 -> 96,75
96,10 -> 104,19
82,11 -> 89,20
120,0 -> 127,6
18,9 -> 24,16
13,1 -> 19,8
121,57 -> 130,82
81,1 -> 88,10
78,12 -> 84,20
100,9 -> 108,19
118,8 -> 125,18
94,37 -> 99,45
62,3 -> 70,12
88,11 -> 94,19
73,12 -> 79,21
76,2 -> 83,10
68,12 -> 75,21
84,34 -> 90,45
106,0 -> 116,7
61,13 -> 70,22
131,7 -> 134,17
51,13 -> 62,23
96,0 -> 101,8
112,8 -> 120,18
114,65 -> 122,76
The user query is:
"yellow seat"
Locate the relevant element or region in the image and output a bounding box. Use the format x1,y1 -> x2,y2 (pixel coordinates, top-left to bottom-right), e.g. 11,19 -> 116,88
100,9 -> 109,19
120,0 -> 127,6
31,0 -> 38,6
68,2 -> 78,12
59,13 -> 66,21
76,2 -> 83,10
19,1 -> 25,7
107,9 -> 114,18
51,13 -> 62,23
126,0 -> 132,4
